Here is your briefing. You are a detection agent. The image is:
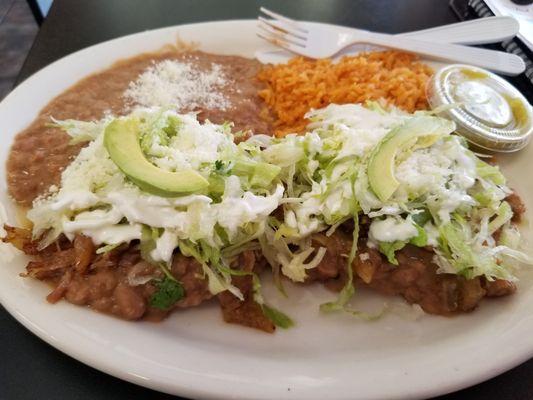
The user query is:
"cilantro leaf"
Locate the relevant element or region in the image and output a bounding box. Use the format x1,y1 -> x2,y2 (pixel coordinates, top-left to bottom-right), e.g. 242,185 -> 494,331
213,160 -> 233,175
149,277 -> 185,310
214,160 -> 224,171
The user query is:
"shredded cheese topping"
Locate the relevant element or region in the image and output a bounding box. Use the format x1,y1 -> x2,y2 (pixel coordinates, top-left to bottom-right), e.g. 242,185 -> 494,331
124,60 -> 230,111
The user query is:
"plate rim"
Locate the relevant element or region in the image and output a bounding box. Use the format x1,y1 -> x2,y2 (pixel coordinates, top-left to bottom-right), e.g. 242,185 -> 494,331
1,19 -> 533,400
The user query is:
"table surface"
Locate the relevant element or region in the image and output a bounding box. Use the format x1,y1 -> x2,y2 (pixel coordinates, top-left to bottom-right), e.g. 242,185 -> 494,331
3,0 -> 533,399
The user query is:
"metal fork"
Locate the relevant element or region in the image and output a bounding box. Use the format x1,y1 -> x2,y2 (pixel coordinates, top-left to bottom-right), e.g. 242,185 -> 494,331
257,7 -> 525,76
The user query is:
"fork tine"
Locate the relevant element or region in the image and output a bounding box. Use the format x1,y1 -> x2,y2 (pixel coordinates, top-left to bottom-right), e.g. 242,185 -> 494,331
258,21 -> 306,47
256,32 -> 303,54
259,7 -> 308,33
258,17 -> 307,41
257,26 -> 306,49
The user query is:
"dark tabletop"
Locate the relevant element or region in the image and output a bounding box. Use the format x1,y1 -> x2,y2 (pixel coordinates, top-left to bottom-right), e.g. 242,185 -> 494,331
3,0 -> 533,399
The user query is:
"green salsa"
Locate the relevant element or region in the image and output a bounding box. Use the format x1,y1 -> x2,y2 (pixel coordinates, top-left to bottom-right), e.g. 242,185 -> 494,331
504,94 -> 529,127
461,68 -> 489,80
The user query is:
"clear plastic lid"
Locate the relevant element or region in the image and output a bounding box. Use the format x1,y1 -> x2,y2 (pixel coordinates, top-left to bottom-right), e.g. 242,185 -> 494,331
427,64 -> 533,152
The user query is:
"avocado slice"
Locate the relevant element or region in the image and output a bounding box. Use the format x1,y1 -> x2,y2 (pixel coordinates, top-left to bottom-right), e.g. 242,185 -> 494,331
367,116 -> 455,202
104,118 -> 209,196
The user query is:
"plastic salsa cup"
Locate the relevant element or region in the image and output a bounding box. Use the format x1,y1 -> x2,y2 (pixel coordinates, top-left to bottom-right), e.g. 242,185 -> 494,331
427,64 -> 533,152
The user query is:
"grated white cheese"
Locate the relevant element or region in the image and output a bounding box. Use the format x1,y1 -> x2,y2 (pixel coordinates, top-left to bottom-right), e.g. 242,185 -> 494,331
124,60 -> 230,111
395,136 -> 477,223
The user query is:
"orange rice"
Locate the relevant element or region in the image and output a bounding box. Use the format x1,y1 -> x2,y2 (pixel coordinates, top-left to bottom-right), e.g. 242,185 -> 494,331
257,51 -> 433,137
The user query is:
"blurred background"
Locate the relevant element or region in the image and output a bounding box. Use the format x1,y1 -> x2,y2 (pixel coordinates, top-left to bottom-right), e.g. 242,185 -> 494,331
0,0 -> 51,100
0,0 -> 36,100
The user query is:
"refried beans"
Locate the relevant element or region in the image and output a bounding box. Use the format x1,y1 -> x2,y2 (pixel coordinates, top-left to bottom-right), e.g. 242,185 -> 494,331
7,50 -> 272,207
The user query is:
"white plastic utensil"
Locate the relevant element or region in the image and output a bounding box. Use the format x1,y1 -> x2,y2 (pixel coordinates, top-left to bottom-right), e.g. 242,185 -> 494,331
258,8 -> 525,76
401,16 -> 519,45
256,16 -> 520,64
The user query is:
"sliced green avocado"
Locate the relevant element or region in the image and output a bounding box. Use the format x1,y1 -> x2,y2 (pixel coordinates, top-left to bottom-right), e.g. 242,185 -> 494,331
367,116 -> 455,202
104,118 -> 209,196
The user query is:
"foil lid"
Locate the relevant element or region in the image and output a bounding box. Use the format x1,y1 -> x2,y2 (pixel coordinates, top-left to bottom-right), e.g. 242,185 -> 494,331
427,64 -> 533,152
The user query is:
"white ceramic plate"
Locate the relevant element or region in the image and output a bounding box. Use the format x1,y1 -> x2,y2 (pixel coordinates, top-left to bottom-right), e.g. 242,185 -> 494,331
1,20 -> 533,400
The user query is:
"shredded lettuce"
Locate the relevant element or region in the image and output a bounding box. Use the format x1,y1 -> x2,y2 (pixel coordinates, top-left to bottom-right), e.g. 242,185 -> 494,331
262,304 -> 294,328
476,159 -> 506,186
278,246 -> 327,283
377,221 -> 427,265
488,201 -> 513,234
95,243 -> 120,254
23,103 -> 533,327
320,215 -> 359,313
51,117 -> 110,144
140,225 -> 161,264
178,239 -> 243,299
410,223 -> 428,247
379,241 -> 407,265
436,215 -> 515,280
251,274 -> 294,328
